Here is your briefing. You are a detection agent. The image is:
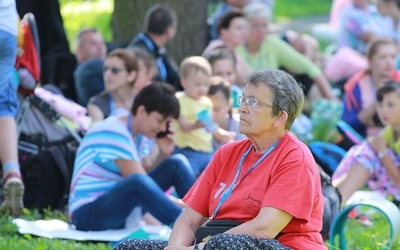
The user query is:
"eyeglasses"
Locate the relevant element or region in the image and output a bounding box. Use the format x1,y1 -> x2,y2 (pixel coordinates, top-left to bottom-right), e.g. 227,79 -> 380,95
238,95 -> 275,109
103,66 -> 127,74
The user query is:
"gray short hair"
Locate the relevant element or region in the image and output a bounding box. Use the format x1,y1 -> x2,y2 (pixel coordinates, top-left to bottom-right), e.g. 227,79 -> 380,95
246,69 -> 304,129
243,2 -> 272,22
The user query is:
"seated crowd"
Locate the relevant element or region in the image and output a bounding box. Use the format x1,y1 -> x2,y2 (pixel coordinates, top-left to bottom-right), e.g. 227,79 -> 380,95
3,0 -> 400,249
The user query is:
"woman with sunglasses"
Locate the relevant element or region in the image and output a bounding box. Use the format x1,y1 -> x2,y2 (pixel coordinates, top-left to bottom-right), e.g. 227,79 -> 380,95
87,48 -> 155,125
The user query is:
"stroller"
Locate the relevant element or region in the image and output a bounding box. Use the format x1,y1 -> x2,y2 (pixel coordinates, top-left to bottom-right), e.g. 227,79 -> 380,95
14,13 -> 84,211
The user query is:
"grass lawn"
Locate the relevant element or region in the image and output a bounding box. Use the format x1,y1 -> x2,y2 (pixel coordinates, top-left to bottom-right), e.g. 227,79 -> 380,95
0,209 -> 112,249
274,0 -> 332,21
2,205 -> 400,249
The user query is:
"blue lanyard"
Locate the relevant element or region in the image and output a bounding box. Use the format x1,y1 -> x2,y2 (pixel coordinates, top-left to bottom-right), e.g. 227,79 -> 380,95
127,114 -> 142,154
139,33 -> 167,82
157,57 -> 167,82
109,95 -> 115,114
209,139 -> 280,221
127,113 -> 132,135
139,33 -> 156,52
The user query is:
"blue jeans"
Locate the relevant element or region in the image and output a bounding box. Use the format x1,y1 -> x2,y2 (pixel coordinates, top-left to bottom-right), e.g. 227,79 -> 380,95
174,147 -> 213,176
0,30 -> 18,117
147,153 -> 196,197
71,154 -> 196,231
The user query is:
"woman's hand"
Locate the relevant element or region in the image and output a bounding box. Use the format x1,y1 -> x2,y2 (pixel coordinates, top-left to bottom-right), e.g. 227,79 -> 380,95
367,136 -> 387,153
156,134 -> 175,156
213,127 -> 236,144
156,121 -> 176,155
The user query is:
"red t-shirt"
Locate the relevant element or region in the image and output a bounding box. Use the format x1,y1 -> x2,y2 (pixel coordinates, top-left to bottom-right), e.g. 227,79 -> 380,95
183,133 -> 326,250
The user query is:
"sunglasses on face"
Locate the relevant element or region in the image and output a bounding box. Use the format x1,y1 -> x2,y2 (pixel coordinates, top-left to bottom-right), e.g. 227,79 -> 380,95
238,95 -> 275,109
103,66 -> 127,74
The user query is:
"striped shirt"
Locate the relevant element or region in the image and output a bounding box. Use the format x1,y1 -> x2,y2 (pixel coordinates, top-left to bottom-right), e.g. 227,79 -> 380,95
68,116 -> 150,218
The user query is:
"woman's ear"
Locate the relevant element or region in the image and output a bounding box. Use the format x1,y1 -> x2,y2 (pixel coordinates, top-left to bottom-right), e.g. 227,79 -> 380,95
136,105 -> 146,117
128,70 -> 137,85
273,110 -> 288,128
219,29 -> 227,40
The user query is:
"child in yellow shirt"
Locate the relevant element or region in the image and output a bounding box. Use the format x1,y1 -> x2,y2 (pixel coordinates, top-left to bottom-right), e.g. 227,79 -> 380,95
174,56 -> 234,176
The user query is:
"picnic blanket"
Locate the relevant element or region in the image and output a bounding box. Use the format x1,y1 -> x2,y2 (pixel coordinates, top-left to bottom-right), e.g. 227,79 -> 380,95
13,218 -> 171,243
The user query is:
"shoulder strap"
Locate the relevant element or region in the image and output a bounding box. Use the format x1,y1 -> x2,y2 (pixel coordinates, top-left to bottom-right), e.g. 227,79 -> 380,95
48,146 -> 71,209
344,71 -> 368,111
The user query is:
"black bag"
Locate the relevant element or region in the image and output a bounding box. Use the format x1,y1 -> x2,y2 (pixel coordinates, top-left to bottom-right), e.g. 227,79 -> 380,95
20,142 -> 77,211
194,220 -> 242,244
319,166 -> 341,240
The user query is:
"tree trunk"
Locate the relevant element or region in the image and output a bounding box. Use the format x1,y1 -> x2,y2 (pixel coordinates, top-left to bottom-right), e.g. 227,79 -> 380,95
112,0 -> 208,64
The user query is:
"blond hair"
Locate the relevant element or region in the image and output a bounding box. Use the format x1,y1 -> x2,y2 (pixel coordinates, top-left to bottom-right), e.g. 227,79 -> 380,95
180,56 -> 212,79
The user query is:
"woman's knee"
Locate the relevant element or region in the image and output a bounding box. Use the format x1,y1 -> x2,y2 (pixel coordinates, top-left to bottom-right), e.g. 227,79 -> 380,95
125,173 -> 156,191
167,154 -> 192,172
115,239 -> 168,250
205,234 -> 290,250
205,233 -> 239,248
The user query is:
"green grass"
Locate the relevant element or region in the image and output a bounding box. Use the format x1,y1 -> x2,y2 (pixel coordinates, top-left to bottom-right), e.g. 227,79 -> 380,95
0,208 -> 112,250
274,0 -> 332,21
328,207 -> 400,250
2,206 -> 400,249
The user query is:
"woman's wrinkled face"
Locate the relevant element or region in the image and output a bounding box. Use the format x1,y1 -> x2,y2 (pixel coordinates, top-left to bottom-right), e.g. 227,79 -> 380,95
238,84 -> 278,136
247,17 -> 269,45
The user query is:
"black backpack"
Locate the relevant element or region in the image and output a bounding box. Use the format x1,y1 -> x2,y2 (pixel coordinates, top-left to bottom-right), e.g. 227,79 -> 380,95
20,140 -> 77,211
319,166 -> 342,240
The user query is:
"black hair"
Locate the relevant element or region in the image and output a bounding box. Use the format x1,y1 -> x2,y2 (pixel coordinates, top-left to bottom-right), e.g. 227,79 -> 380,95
208,76 -> 231,101
377,80 -> 400,102
205,47 -> 237,67
216,11 -> 245,36
131,81 -> 179,119
144,4 -> 177,35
